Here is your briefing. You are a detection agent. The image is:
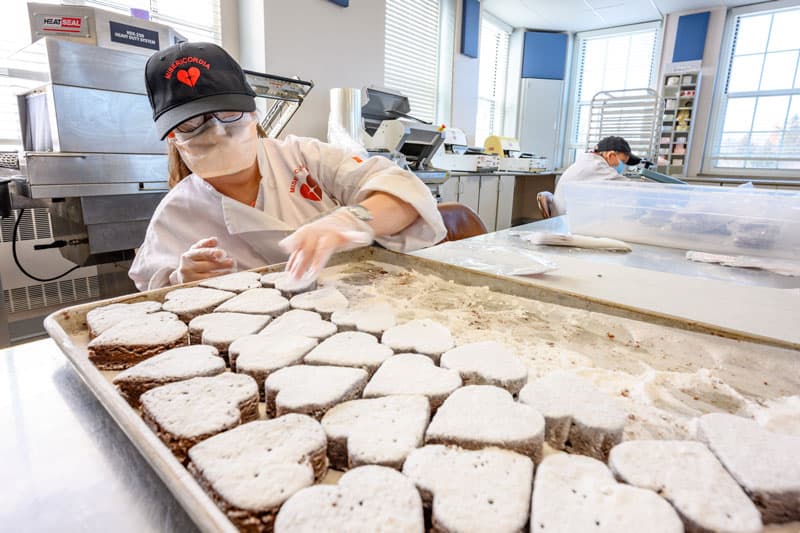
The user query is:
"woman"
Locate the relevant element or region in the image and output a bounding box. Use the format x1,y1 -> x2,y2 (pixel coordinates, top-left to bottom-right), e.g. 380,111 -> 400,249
129,42 -> 445,291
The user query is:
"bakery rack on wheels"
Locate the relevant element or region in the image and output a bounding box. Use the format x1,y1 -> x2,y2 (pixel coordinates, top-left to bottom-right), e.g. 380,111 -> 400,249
584,88 -> 659,165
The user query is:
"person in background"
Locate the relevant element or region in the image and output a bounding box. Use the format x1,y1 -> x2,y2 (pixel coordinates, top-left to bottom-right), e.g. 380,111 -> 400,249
129,42 -> 445,291
550,136 -> 642,217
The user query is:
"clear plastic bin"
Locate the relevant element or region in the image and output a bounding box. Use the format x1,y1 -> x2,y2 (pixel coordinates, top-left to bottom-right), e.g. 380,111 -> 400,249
563,181 -> 800,260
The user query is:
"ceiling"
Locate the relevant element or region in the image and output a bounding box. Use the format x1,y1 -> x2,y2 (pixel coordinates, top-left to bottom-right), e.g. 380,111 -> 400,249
483,0 -> 759,32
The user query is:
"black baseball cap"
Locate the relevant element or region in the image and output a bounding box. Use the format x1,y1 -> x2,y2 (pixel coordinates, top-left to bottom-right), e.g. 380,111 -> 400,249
594,136 -> 642,166
145,42 -> 256,139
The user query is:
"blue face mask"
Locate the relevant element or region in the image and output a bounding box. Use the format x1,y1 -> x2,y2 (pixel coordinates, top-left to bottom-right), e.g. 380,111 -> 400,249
616,162 -> 626,174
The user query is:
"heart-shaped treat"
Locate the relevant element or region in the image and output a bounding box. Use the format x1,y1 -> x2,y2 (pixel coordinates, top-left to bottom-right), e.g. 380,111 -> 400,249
162,287 -> 236,322
259,309 -> 336,340
403,445 -> 533,533
113,345 -> 225,407
265,365 -> 368,420
290,287 -> 348,318
188,415 -> 328,532
304,331 -> 393,376
229,333 -> 317,397
199,271 -> 262,293
609,440 -> 763,533
275,465 -> 424,533
519,371 -> 626,461
425,385 -> 545,463
321,395 -> 430,470
260,271 -> 316,296
214,288 -> 289,316
86,300 -> 161,338
330,303 -> 396,336
362,353 -> 462,411
532,453 -> 683,533
88,311 -> 188,370
440,341 -> 528,395
141,372 -> 259,463
698,413 -> 800,524
188,312 -> 271,355
381,319 -> 454,363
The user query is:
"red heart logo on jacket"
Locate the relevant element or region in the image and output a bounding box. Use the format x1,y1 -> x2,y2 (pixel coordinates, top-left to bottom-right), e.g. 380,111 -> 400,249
299,175 -> 322,202
177,67 -> 201,87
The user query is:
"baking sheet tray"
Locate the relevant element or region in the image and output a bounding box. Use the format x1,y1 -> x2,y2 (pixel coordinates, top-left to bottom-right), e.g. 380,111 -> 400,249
43,247 -> 800,533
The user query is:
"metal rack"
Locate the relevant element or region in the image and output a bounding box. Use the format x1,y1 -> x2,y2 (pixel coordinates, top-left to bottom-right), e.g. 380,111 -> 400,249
585,88 -> 659,162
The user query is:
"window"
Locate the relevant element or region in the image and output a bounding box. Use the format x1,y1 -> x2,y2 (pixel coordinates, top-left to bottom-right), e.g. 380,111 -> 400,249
385,0 -> 441,123
706,1 -> 800,175
566,23 -> 660,162
475,14 -> 510,146
0,0 -> 220,150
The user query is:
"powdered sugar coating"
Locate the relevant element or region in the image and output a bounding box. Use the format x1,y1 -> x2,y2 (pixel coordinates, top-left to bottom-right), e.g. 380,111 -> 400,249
304,331 -> 393,373
532,453 -> 683,533
698,413 -> 800,523
230,333 -> 317,373
381,319 -> 454,362
330,303 -> 396,336
214,288 -> 289,315
199,271 -> 262,293
113,345 -> 224,382
141,373 -> 259,439
519,371 -> 626,460
403,445 -> 533,533
162,287 -> 236,321
188,312 -> 271,351
259,309 -> 337,340
86,301 -> 161,337
88,311 -> 187,348
275,465 -> 424,533
290,287 -> 349,316
265,365 -> 368,417
609,440 -> 763,533
425,385 -> 545,463
260,271 -> 316,294
188,415 -> 327,511
362,354 -> 462,409
321,395 -> 430,469
440,341 -> 528,394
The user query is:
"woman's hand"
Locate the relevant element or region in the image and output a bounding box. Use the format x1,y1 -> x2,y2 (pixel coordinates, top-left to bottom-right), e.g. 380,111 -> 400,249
279,208 -> 375,283
169,237 -> 236,285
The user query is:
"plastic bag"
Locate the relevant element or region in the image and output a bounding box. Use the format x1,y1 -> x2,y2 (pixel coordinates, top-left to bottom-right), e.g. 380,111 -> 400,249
414,240 -> 557,277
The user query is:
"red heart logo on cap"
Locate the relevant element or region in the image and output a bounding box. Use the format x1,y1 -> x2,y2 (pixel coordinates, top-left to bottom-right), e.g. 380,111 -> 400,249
177,67 -> 201,87
299,175 -> 322,202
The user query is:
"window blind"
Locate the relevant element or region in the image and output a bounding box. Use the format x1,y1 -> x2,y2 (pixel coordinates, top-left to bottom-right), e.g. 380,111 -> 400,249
384,0 -> 440,123
567,23 -> 659,160
0,0 -> 220,150
707,4 -> 800,174
475,14 -> 510,146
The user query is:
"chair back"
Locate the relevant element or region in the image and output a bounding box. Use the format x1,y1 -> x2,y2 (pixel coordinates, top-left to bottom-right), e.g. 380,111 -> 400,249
437,202 -> 488,242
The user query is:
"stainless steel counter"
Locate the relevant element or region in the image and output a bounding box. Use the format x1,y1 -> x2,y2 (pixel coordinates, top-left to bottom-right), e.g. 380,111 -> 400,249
0,338 -> 198,533
474,216 -> 799,289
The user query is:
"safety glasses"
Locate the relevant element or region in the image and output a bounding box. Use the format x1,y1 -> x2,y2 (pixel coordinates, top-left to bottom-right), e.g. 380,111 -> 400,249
174,111 -> 244,133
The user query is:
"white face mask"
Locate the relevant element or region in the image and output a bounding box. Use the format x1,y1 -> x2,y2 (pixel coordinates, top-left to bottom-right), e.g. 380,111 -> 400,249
173,112 -> 259,179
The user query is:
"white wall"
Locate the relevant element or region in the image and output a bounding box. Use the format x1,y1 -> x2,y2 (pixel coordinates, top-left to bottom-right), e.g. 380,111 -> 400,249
228,0 -> 385,140
450,0 -> 480,145
658,7 -> 728,177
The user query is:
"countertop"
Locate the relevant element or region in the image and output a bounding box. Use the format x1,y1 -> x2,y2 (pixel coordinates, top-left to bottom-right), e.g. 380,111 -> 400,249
0,338 -> 198,533
413,216 -> 800,348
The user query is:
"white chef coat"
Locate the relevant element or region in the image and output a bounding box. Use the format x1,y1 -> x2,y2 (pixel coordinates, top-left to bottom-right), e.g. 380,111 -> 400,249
552,152 -> 627,216
129,135 -> 446,291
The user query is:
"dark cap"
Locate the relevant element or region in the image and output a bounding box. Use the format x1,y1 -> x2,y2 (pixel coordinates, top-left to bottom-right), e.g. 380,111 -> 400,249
594,136 -> 642,165
145,42 -> 256,139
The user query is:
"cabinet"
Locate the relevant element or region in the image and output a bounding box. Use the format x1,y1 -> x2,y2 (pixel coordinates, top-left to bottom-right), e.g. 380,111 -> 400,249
657,71 -> 700,176
440,174 -> 515,232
